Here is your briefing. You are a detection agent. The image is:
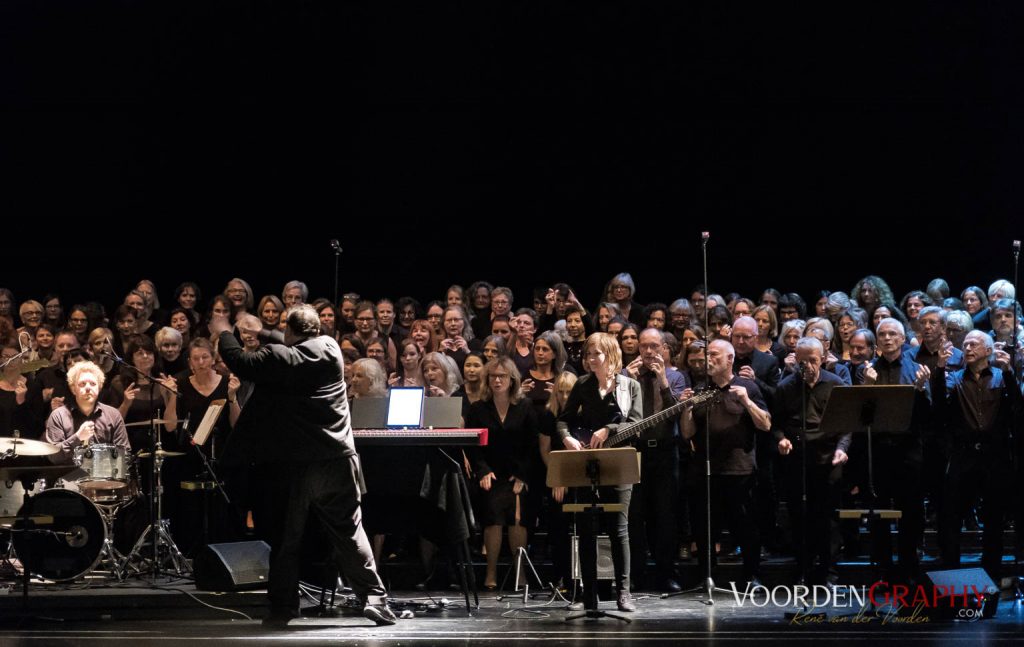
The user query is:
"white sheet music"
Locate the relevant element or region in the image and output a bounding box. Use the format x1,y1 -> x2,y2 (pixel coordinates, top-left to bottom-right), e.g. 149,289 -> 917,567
193,399 -> 226,446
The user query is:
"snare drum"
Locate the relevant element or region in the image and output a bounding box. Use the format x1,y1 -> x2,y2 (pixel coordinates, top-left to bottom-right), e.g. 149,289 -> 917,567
75,443 -> 130,491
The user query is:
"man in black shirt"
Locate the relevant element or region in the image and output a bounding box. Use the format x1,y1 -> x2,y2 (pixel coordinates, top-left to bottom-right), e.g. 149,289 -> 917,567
773,337 -> 849,585
682,339 -> 771,585
213,306 -> 395,627
932,331 -> 1021,580
730,316 -> 781,554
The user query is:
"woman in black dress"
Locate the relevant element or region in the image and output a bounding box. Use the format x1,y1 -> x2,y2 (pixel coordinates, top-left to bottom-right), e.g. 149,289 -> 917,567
168,338 -> 240,554
110,335 -> 179,451
465,356 -> 538,590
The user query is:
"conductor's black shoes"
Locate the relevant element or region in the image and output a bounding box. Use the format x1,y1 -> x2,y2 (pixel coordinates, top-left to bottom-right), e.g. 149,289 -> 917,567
363,604 -> 398,626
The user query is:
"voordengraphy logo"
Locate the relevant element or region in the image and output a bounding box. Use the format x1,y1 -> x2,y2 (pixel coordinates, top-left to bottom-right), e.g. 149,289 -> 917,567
728,581 -> 992,625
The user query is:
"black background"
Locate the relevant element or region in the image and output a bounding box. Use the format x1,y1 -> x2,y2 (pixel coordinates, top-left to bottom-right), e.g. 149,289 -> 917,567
2,1 -> 1021,312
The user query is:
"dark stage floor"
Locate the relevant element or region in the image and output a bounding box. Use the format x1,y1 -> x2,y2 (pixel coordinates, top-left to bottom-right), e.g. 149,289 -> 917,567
3,577 -> 1024,646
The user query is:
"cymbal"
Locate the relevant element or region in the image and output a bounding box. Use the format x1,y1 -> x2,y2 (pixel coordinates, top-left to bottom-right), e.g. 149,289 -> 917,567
136,449 -> 185,459
0,437 -> 59,456
124,419 -> 175,428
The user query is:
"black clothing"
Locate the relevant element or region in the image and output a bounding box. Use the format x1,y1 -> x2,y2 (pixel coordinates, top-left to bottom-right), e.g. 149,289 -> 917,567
557,373 -> 642,597
691,376 -> 766,475
218,330 -> 386,615
734,349 -> 781,551
466,399 -> 538,527
864,352 -> 929,579
0,384 -> 33,438
933,364 -> 1021,578
772,370 -> 851,464
772,370 -> 848,583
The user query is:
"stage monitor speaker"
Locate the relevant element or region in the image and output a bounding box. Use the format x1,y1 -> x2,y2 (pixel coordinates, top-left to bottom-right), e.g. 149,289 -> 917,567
194,541 -> 271,592
922,567 -> 999,620
571,535 -> 614,581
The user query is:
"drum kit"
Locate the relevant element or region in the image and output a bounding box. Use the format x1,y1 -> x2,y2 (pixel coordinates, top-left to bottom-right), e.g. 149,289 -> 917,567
1,422 -> 190,585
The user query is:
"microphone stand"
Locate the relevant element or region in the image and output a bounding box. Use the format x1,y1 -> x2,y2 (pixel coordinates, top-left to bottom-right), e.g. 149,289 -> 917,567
330,239 -> 343,306
102,351 -> 185,579
187,410 -> 240,550
1010,240 -> 1023,599
665,232 -> 730,604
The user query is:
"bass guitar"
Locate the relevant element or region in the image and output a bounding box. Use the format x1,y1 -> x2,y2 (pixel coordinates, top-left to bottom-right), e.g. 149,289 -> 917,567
570,388 -> 719,448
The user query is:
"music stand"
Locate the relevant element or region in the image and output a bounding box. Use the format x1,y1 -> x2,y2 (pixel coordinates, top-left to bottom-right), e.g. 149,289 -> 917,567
821,385 -> 914,596
547,448 -> 640,623
820,385 -> 914,511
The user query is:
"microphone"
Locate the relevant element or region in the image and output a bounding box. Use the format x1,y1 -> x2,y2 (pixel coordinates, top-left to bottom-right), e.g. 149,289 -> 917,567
182,413 -> 191,433
701,231 -> 710,241
330,239 -> 343,253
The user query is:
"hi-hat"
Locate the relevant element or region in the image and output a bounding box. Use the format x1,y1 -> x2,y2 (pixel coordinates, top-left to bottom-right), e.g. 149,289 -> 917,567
125,419 -> 175,428
136,449 -> 185,459
0,437 -> 59,456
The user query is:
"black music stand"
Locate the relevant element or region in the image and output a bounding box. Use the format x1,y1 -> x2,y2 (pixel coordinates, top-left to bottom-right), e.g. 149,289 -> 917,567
0,464 -> 76,624
547,447 -> 640,623
821,385 -> 914,591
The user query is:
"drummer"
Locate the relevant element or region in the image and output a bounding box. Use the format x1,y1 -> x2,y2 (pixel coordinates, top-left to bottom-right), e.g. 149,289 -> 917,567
44,360 -> 129,463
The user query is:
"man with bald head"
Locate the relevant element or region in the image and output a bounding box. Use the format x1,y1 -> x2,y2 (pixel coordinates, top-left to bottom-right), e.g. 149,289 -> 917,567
730,315 -> 782,554
681,339 -> 771,586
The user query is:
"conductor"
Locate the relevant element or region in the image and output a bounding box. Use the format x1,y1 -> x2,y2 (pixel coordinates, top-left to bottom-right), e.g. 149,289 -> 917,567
211,305 -> 396,627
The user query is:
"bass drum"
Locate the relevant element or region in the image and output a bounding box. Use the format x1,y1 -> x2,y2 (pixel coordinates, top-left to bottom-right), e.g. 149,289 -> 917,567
12,488 -> 106,582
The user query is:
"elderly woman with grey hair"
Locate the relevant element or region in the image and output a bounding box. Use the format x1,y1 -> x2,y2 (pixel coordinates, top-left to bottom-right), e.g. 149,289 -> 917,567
155,326 -> 188,376
349,358 -> 388,399
604,272 -> 644,326
281,280 -> 308,308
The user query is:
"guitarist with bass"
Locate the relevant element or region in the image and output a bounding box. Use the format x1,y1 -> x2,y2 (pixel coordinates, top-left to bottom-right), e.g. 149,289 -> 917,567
680,339 -> 772,587
555,332 -> 643,613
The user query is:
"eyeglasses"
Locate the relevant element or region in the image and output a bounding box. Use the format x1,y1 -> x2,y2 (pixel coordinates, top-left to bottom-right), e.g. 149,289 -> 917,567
427,314 -> 442,320
489,374 -> 510,381
355,317 -> 375,323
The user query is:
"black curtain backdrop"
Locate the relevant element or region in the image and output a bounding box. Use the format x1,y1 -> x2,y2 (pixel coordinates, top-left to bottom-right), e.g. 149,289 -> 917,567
2,2 -> 1021,311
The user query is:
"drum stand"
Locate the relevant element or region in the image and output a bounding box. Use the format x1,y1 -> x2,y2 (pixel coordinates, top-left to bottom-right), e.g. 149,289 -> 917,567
121,447 -> 191,578
93,501 -> 129,581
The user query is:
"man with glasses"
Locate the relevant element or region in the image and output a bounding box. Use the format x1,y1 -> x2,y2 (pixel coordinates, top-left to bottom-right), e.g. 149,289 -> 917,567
626,328 -> 689,592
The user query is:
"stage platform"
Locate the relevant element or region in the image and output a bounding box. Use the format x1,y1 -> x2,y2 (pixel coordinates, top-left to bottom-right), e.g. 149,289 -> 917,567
1,583 -> 1023,646
1,526 -> 1021,644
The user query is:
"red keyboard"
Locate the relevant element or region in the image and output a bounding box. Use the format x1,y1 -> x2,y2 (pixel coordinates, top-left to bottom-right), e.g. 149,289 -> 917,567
352,428 -> 488,446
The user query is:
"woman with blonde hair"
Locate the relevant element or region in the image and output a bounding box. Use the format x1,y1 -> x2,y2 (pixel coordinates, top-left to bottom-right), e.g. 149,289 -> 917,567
421,352 -> 461,397
555,332 -> 642,612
